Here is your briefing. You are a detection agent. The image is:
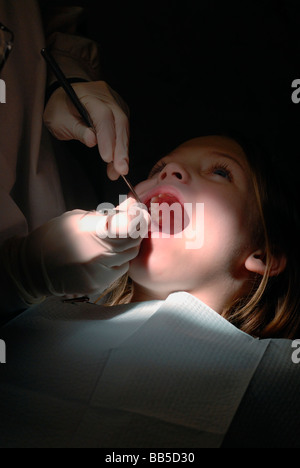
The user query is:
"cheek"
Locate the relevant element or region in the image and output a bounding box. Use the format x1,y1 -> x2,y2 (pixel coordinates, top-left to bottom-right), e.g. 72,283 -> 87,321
201,196 -> 251,261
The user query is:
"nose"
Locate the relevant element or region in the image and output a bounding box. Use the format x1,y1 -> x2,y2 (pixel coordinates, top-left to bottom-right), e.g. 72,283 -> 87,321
159,162 -> 190,184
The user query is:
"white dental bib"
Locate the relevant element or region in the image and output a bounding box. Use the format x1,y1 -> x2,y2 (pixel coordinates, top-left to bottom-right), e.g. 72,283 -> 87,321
0,291 -> 290,448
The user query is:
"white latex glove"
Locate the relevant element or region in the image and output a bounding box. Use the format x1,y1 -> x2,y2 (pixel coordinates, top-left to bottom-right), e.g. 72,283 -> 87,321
10,197 -> 149,300
43,81 -> 130,180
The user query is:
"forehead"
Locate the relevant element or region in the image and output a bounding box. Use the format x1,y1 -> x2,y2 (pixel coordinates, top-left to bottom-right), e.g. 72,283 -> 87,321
171,136 -> 248,164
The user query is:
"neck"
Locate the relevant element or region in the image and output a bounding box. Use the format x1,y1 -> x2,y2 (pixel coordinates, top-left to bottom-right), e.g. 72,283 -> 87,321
131,283 -> 172,303
131,277 -> 246,313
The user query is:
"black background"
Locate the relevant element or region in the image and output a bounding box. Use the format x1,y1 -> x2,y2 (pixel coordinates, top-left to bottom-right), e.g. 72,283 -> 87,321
61,0 -> 300,204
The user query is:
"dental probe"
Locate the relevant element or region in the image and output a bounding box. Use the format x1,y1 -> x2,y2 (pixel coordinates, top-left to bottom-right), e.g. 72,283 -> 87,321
41,47 -> 143,205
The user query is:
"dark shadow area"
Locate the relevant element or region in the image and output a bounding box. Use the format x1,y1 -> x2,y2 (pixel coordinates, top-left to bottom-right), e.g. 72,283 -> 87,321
84,2 -> 300,173
53,1 -> 300,207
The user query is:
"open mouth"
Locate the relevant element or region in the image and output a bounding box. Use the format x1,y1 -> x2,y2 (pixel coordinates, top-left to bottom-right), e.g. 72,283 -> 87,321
143,188 -> 189,235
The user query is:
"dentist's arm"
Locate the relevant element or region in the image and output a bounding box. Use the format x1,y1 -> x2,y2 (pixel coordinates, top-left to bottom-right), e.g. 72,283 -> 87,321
41,4 -> 130,180
0,198 -> 149,314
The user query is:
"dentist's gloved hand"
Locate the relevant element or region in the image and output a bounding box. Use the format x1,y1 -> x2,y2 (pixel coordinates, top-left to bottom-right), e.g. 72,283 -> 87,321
4,197 -> 149,303
43,81 -> 130,181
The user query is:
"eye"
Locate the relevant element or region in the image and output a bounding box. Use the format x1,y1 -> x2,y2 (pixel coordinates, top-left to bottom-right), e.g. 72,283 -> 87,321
148,161 -> 167,178
209,162 -> 233,182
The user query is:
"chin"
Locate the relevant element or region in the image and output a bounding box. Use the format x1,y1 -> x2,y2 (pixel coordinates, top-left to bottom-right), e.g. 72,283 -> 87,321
132,235 -> 184,271
129,237 -> 187,294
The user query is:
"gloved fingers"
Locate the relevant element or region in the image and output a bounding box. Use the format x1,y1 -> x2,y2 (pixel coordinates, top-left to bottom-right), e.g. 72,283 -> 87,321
46,202 -> 149,243
116,195 -> 145,213
45,81 -> 131,180
44,91 -> 98,147
105,197 -> 150,241
84,98 -> 129,179
105,211 -> 144,240
64,96 -> 98,147
95,212 -> 148,248
97,245 -> 141,268
82,95 -> 119,163
109,105 -> 130,176
78,203 -> 149,247
107,161 -> 121,181
89,106 -> 116,164
71,119 -> 98,147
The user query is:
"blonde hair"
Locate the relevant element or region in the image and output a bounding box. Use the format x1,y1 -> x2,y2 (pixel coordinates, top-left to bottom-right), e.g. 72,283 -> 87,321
221,157 -> 300,339
97,135 -> 300,339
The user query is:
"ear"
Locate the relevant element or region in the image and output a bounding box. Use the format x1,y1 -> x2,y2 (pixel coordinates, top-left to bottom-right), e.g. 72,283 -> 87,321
245,250 -> 287,277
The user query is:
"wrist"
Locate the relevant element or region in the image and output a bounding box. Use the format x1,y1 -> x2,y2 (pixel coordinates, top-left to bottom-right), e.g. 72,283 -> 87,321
45,77 -> 88,105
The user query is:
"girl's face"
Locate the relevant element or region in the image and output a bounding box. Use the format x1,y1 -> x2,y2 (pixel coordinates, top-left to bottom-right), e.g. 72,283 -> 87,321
129,136 -> 261,306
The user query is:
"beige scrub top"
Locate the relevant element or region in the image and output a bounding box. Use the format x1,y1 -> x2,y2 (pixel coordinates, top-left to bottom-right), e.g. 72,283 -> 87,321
0,1 -> 101,313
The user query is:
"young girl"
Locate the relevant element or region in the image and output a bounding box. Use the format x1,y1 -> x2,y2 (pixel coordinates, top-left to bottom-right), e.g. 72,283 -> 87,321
1,133 -> 299,449
102,133 -> 300,340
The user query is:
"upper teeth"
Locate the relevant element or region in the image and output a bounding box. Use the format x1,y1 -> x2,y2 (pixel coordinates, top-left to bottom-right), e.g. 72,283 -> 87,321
150,193 -> 173,203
